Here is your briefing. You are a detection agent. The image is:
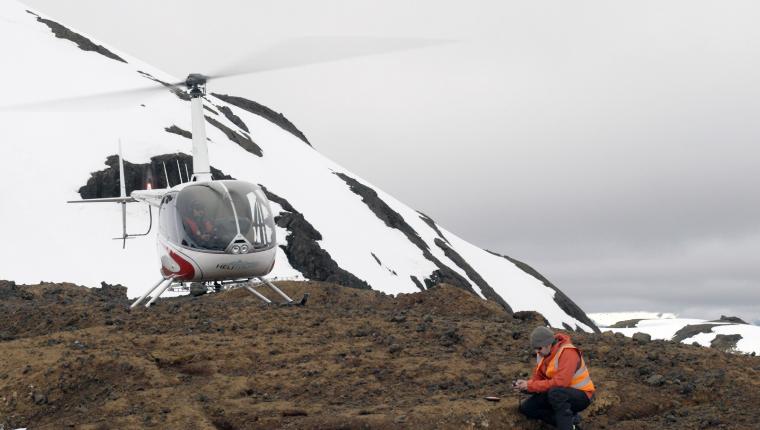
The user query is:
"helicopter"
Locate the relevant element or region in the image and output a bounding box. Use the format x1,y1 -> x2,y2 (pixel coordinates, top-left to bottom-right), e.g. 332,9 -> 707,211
68,73 -> 301,308
12,37 -> 447,308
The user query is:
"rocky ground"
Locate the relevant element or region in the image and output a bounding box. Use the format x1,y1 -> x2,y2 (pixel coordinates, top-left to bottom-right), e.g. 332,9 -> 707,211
1,280 -> 758,430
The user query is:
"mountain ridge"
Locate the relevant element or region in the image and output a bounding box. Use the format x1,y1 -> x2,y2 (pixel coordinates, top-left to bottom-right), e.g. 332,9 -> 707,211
1,0 -> 595,331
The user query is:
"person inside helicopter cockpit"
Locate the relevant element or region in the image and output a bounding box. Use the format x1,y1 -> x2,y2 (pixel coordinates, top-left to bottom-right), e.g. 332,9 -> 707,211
176,182 -> 274,252
183,200 -> 217,248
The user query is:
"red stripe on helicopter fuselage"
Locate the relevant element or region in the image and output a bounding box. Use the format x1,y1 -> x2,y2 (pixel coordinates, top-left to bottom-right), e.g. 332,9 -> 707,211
161,249 -> 195,281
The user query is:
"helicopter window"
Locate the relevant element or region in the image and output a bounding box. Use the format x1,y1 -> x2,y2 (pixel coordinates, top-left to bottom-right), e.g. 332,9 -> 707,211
159,192 -> 181,244
176,183 -> 238,252
224,181 -> 276,249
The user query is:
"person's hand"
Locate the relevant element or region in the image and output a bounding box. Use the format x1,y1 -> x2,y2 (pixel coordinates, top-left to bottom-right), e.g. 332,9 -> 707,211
513,379 -> 528,392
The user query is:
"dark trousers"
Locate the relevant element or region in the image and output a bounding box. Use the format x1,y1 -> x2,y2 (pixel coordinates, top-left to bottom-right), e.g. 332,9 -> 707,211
519,387 -> 591,430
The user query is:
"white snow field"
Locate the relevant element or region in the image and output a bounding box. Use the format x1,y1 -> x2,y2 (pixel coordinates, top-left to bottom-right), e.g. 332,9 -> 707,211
0,1 -> 594,331
590,312 -> 760,355
589,312 -> 678,328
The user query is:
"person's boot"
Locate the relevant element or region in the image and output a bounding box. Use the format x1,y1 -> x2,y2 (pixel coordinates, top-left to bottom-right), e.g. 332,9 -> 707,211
572,413 -> 582,430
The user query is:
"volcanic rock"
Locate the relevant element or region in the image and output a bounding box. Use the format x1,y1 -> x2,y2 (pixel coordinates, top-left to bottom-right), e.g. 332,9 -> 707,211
633,332 -> 652,343
1,281 -> 759,429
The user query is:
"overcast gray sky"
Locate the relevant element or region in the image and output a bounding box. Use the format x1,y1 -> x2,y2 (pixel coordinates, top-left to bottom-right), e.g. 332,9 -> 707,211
25,0 -> 760,323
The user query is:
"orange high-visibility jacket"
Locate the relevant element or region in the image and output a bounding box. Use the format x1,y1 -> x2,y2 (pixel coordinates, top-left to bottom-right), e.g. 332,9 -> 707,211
528,333 -> 595,398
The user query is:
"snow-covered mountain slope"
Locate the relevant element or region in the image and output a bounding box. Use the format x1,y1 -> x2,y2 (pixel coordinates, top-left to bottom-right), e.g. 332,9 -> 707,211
0,1 -> 596,332
591,313 -> 760,355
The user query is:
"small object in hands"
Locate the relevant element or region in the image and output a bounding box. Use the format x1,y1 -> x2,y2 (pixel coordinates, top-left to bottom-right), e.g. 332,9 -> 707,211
484,396 -> 500,402
513,379 -> 528,391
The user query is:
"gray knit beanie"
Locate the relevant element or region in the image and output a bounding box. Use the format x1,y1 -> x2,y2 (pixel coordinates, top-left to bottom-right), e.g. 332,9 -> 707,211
530,326 -> 555,349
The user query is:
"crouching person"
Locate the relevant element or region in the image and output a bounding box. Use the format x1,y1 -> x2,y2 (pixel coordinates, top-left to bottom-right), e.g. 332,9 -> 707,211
514,326 -> 595,430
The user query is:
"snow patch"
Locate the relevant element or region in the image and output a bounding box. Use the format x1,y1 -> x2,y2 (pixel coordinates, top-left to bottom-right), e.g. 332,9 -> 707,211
590,312 -> 678,327
597,313 -> 760,355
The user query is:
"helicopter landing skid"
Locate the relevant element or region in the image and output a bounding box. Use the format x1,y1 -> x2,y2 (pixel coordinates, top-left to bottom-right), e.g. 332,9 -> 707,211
130,276 -> 308,309
242,277 -> 308,307
130,276 -> 176,309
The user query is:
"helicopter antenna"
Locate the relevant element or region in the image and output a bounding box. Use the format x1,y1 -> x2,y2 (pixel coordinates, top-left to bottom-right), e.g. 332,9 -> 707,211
118,140 -> 126,198
163,162 -> 171,188
68,142 -> 147,247
176,158 -> 184,183
118,140 -> 128,249
184,163 -> 191,183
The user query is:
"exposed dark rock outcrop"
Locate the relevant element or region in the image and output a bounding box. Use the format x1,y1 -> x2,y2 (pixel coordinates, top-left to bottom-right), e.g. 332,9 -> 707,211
672,324 -> 720,343
609,319 -> 645,328
165,125 -> 192,140
212,93 -> 311,146
673,322 -> 748,352
711,334 -> 742,352
335,173 -> 429,252
94,282 -> 128,301
513,310 -> 549,327
260,186 -> 370,290
334,172 -> 488,305
371,253 -> 383,266
418,212 -> 449,244
433,238 -> 512,313
712,315 -> 748,325
203,104 -> 219,115
422,270 -> 466,291
217,105 -> 249,132
0,280 -> 33,301
486,250 -> 600,333
28,11 -> 126,63
261,188 -> 296,213
78,153 -> 232,198
632,332 -> 652,343
205,115 -> 263,157
410,276 -> 425,292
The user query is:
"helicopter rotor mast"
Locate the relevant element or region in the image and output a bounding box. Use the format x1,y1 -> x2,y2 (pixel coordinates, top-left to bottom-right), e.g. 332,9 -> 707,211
186,73 -> 212,182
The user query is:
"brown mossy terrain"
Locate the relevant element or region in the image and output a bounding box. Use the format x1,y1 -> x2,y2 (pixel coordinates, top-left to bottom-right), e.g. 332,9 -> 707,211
1,280 -> 758,429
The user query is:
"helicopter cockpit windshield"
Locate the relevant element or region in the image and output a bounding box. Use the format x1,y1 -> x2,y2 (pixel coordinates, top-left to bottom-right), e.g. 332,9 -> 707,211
175,181 -> 276,253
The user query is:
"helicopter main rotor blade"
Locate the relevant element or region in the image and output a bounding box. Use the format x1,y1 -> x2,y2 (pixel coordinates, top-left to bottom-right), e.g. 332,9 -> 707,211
206,36 -> 452,81
0,77 -> 184,112
0,36 -> 450,111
